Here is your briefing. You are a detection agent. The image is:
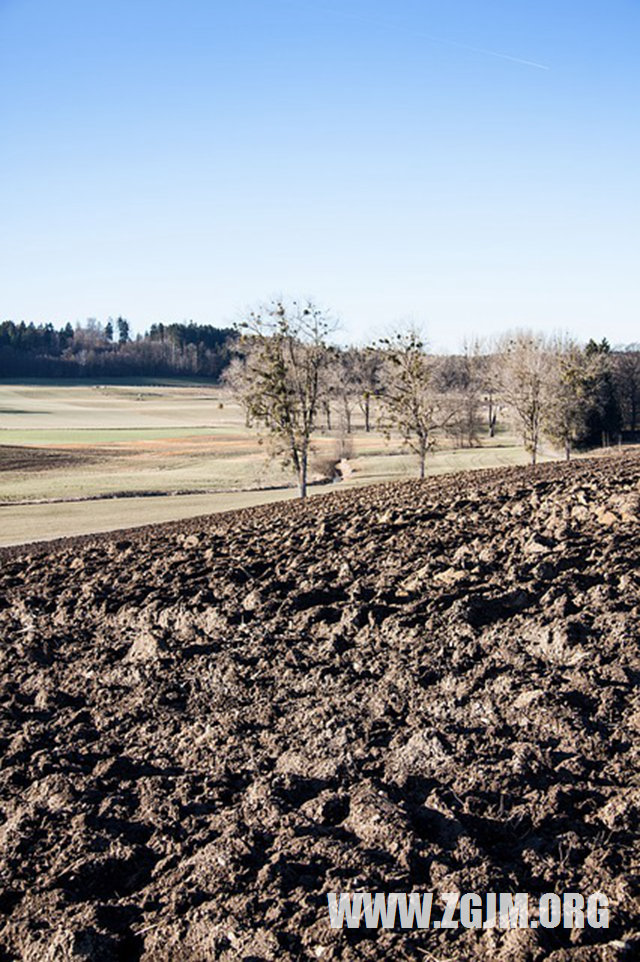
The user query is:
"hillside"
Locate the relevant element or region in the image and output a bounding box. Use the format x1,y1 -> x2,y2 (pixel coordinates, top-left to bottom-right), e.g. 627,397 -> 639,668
0,454 -> 639,961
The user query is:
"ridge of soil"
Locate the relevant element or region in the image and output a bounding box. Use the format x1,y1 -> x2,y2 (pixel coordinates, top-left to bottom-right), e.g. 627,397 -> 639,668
0,453 -> 639,961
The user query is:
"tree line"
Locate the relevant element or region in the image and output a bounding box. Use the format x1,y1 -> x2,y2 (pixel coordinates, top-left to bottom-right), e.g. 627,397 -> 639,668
226,299 -> 640,497
2,304 -> 639,498
0,318 -> 237,379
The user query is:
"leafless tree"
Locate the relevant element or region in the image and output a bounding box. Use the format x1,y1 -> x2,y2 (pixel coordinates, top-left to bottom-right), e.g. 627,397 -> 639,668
327,347 -> 360,434
231,298 -> 336,498
480,348 -> 502,438
352,346 -> 384,432
433,342 -> 483,447
496,332 -> 550,464
223,354 -> 253,426
543,338 -> 590,460
378,328 -> 453,479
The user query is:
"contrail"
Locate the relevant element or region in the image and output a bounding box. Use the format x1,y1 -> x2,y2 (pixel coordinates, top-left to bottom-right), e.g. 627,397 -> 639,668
275,0 -> 550,71
434,35 -> 549,70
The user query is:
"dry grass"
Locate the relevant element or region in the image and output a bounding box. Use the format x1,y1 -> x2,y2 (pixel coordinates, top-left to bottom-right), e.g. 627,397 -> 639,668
0,381 -> 569,544
0,488 -> 302,547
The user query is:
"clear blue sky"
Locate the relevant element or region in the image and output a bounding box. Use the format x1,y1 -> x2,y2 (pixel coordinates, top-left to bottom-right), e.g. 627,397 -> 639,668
1,0 -> 638,350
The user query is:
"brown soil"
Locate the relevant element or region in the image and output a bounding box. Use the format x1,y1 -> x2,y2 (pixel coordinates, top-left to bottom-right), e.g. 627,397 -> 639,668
0,454 -> 639,961
0,446 -> 99,474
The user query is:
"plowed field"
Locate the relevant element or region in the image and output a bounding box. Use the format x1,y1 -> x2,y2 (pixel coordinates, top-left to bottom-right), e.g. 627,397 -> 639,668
1,454 -> 639,961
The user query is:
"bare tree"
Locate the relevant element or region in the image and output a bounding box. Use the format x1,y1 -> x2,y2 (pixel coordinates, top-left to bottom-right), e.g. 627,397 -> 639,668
320,397 -> 332,431
231,299 -> 335,498
460,343 -> 484,447
482,353 -> 501,438
327,347 -> 359,434
378,329 -> 451,479
497,332 -> 550,465
471,338 -> 503,438
352,346 -> 383,432
223,354 -> 253,426
543,338 -> 590,460
433,342 -> 483,448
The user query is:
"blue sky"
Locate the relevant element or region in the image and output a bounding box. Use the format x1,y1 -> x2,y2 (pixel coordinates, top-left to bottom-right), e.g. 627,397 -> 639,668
1,0 -> 638,349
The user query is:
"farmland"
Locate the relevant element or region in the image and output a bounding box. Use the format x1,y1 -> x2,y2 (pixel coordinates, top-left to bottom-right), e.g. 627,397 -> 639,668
0,382 -> 548,546
0,452 -> 638,959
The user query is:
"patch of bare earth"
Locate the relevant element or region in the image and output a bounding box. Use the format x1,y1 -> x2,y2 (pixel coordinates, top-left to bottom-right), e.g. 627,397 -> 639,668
0,445 -> 101,474
0,454 -> 638,960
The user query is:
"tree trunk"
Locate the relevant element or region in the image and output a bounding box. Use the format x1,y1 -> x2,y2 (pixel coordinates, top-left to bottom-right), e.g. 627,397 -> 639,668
299,449 -> 308,498
419,441 -> 426,479
565,439 -> 571,461
344,402 -> 351,434
488,395 -> 496,437
364,396 -> 370,432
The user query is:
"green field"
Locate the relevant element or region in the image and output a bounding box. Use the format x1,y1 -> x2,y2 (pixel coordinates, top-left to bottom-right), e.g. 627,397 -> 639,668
0,382 -> 553,545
